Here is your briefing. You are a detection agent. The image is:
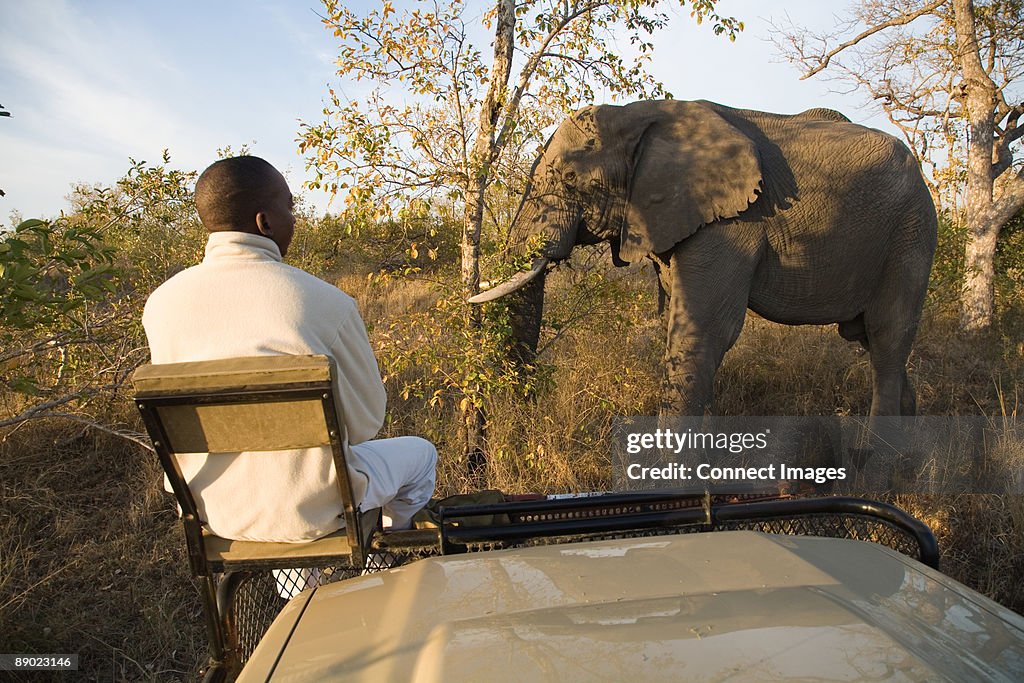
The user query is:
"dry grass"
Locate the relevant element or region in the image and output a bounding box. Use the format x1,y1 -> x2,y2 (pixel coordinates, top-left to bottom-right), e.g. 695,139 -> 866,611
896,493 -> 1024,610
2,264 -> 1023,679
0,415 -> 205,681
716,316 -> 873,416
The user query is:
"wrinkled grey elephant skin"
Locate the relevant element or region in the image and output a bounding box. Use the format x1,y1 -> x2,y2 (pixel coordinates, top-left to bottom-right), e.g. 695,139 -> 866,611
473,100 -> 938,416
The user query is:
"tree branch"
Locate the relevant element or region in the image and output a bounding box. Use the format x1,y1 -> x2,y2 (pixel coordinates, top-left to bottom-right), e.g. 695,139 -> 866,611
2,413 -> 155,452
493,0 -> 608,159
799,0 -> 946,80
0,390 -> 101,429
992,168 -> 1024,222
993,107 -> 1023,176
0,370 -> 141,431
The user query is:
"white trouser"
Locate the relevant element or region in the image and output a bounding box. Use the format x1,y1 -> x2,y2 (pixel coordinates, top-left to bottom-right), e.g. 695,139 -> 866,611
348,435 -> 438,530
275,436 -> 437,599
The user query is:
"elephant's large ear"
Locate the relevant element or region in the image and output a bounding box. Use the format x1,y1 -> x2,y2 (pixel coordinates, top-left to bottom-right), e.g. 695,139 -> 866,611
618,101 -> 762,261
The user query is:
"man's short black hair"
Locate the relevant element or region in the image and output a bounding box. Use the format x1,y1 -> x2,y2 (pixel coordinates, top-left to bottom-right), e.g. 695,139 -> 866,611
195,156 -> 285,232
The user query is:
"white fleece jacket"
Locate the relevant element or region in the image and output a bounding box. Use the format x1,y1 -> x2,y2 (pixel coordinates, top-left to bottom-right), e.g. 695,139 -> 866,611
142,231 -> 387,541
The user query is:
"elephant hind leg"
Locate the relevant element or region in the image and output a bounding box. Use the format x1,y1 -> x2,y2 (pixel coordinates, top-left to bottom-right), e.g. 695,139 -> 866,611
841,312 -> 919,415
863,273 -> 928,417
864,334 -> 917,417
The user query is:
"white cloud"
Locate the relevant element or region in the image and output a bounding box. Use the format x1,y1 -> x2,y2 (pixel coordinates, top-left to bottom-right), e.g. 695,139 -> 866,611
0,0 -> 904,222
3,3 -> 176,134
0,2 -> 227,216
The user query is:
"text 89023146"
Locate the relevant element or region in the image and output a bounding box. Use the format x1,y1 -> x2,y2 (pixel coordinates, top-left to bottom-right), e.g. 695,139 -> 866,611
0,654 -> 78,671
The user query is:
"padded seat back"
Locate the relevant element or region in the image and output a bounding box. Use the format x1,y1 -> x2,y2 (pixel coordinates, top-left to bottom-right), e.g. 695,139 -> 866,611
134,354 -> 383,679
133,354 -> 372,572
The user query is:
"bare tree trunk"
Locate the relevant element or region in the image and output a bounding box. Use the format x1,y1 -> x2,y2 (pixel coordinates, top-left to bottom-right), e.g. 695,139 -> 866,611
462,0 -> 516,297
954,0 -> 999,331
460,0 -> 516,474
461,187 -> 488,477
962,216 -> 1000,328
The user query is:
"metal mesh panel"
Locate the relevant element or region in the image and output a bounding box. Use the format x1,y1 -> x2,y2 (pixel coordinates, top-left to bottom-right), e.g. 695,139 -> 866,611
230,572 -> 284,660
226,565 -> 362,665
464,541 -> 509,552
462,514 -> 923,560
716,514 -> 924,559
362,552 -> 405,573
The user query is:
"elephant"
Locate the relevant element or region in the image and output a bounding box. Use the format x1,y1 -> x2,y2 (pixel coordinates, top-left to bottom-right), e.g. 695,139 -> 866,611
469,100 -> 938,416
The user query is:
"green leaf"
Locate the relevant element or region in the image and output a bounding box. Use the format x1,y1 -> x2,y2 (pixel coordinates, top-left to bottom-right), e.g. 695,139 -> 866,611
13,284 -> 40,301
15,219 -> 47,232
3,238 -> 27,256
10,376 -> 44,396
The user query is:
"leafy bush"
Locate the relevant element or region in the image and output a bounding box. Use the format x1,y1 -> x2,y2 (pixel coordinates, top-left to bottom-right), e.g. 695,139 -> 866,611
296,204 -> 461,280
927,212 -> 968,313
928,209 -> 1024,325
996,208 -> 1024,328
1,219 -> 116,342
0,154 -> 199,429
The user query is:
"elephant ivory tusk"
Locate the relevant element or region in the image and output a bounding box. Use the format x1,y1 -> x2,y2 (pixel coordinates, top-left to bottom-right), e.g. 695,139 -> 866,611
467,257 -> 549,304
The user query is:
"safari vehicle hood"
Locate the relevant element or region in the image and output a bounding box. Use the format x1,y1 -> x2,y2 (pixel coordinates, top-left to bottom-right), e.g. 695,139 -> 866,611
239,531 -> 1024,682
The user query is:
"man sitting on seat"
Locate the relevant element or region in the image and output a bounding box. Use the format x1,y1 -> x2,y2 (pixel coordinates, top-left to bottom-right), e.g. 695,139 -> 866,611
142,155 -> 437,542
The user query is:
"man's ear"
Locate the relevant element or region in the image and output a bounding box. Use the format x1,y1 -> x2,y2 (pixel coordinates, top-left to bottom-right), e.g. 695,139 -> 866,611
255,210 -> 273,238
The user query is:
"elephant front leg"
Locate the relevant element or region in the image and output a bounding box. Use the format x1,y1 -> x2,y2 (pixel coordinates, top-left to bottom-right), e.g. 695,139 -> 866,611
663,340 -> 713,414
662,322 -> 747,415
661,246 -> 755,415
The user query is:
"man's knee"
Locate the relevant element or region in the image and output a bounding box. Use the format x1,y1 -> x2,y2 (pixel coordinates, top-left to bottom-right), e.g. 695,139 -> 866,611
409,438 -> 437,491
413,437 -> 438,469
349,435 -> 437,502
389,435 -> 437,474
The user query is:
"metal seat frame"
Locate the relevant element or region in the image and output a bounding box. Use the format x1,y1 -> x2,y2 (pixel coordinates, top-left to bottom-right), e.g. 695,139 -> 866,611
133,355 -> 378,682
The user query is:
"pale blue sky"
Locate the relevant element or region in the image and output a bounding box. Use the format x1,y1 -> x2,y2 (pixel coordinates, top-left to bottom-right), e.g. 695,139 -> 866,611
0,1 -> 890,224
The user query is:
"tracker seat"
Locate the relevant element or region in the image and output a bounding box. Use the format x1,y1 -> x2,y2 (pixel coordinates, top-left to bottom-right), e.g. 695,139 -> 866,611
133,354 -> 379,682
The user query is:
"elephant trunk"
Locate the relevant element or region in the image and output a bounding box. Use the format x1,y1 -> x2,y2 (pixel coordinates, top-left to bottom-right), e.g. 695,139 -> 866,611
505,268 -> 546,366
468,189 -> 578,366
507,191 -> 579,262
469,193 -> 576,305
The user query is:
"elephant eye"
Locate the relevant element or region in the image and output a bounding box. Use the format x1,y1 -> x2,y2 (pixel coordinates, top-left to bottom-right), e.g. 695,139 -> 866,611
563,170 -> 577,185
